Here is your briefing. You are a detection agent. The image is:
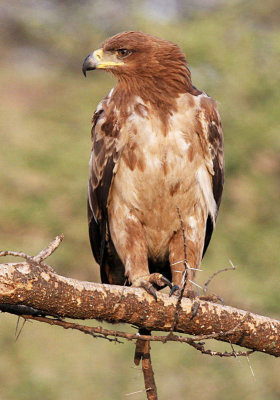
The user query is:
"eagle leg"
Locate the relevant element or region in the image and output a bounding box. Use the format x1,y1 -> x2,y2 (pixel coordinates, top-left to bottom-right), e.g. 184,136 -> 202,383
108,211 -> 174,300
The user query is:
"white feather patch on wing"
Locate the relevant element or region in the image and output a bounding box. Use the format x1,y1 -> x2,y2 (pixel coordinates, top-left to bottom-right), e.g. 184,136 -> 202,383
196,166 -> 217,222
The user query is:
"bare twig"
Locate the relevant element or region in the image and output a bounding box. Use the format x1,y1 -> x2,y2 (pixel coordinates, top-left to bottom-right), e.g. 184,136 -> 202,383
33,234 -> 64,262
0,250 -> 52,271
13,311 -> 253,360
188,340 -> 254,357
0,234 -> 63,273
203,260 -> 236,294
170,206 -> 189,333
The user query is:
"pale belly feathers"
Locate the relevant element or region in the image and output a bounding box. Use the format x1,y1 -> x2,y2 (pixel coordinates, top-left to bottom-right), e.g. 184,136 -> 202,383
108,94 -> 216,260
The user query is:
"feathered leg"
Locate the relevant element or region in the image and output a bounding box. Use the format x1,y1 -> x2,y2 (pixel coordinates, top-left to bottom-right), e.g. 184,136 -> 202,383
109,210 -> 172,300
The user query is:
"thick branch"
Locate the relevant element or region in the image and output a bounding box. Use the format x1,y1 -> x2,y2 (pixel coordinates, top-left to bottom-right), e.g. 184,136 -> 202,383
0,261 -> 279,356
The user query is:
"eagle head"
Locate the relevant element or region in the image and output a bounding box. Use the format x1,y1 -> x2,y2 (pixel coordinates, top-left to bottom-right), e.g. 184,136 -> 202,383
82,31 -> 189,83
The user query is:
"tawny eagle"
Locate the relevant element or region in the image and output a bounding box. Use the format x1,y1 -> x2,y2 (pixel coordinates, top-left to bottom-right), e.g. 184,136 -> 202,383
83,31 -> 224,300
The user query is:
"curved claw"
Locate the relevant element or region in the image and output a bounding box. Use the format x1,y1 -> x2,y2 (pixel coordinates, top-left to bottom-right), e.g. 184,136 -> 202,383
147,285 -> 157,302
190,301 -> 200,320
139,280 -> 157,301
169,285 -> 179,297
160,275 -> 173,289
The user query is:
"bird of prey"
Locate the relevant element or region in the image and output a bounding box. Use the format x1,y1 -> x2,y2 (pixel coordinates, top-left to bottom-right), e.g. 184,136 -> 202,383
83,31 -> 224,300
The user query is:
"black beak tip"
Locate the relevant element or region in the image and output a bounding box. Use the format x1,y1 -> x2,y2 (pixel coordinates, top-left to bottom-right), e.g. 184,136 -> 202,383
82,54 -> 96,78
82,56 -> 89,77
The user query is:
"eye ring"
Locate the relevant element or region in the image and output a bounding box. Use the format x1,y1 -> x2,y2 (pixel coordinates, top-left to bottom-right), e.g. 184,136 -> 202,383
117,49 -> 132,58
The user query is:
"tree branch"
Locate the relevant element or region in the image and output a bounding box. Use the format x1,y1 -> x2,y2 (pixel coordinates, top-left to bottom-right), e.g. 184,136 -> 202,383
0,253 -> 279,357
141,340 -> 158,400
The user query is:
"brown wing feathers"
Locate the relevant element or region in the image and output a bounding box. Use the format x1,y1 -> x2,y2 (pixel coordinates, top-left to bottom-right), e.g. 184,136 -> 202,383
200,98 -> 224,256
88,104 -> 119,272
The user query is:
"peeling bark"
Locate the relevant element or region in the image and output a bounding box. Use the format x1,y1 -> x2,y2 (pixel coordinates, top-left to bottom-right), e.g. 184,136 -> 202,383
0,261 -> 280,357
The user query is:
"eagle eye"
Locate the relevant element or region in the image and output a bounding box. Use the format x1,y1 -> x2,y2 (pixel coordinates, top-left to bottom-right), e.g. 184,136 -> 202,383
116,49 -> 131,58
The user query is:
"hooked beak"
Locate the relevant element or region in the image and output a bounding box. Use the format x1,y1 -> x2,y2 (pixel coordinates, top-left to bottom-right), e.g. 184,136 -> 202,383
82,49 -> 103,77
82,48 -> 124,77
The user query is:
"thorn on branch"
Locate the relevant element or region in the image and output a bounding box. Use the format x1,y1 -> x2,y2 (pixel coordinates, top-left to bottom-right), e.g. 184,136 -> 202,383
15,318 -> 26,341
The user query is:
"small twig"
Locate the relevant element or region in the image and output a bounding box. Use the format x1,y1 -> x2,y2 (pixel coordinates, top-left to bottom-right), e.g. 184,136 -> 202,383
176,206 -> 189,290
0,235 -> 63,274
203,260 -> 236,294
14,312 -> 253,360
185,312 -> 252,357
0,252 -> 46,272
33,234 -> 64,262
188,339 -> 254,357
170,206 -> 189,332
21,315 -> 124,343
0,250 -> 42,265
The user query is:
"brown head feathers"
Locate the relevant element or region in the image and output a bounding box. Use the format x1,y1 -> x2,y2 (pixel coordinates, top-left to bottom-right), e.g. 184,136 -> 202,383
99,31 -> 200,123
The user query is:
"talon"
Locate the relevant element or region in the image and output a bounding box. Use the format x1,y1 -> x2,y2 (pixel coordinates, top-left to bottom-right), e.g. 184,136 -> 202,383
160,275 -> 173,289
147,285 -> 157,301
148,272 -> 172,288
190,301 -> 200,320
169,285 -> 179,296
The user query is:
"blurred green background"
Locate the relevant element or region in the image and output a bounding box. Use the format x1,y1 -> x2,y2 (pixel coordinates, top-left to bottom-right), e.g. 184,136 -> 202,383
0,0 -> 280,399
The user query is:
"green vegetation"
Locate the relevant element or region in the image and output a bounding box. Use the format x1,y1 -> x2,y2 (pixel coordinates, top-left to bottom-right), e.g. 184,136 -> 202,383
0,1 -> 280,399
